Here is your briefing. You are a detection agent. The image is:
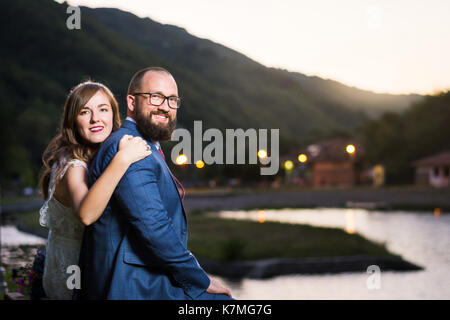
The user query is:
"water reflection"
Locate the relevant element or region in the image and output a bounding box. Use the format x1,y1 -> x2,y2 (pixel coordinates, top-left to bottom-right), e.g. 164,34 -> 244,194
215,208 -> 450,299
344,210 -> 356,234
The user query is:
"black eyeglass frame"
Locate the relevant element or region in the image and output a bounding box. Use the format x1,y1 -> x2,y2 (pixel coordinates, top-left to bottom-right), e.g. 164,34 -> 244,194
132,92 -> 182,109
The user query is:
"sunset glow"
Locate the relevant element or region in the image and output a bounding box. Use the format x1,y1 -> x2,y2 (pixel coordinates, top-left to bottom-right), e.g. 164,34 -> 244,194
58,0 -> 450,95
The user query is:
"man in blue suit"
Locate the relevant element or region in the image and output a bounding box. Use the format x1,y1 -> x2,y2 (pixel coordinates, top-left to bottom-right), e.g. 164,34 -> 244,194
77,67 -> 233,300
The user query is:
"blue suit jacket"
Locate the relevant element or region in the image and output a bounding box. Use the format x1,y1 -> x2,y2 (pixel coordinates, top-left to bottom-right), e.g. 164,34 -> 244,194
76,120 -> 226,300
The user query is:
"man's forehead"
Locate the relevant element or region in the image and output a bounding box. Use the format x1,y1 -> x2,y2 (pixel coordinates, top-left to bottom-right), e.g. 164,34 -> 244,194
141,71 -> 177,89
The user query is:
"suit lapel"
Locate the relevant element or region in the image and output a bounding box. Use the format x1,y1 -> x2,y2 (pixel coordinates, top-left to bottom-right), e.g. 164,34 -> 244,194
153,144 -> 187,219
122,121 -> 187,221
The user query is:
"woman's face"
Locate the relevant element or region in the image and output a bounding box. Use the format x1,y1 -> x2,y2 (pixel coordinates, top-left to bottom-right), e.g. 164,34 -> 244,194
76,90 -> 114,144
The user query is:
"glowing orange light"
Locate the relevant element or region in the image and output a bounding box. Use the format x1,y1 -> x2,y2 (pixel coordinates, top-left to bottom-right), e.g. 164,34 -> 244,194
176,154 -> 188,165
346,144 -> 356,154
345,211 -> 356,234
195,160 -> 205,169
258,149 -> 268,159
257,210 -> 266,223
434,208 -> 441,217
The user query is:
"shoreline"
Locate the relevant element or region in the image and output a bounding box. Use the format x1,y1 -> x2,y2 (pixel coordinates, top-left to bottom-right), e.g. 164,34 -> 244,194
183,187 -> 450,213
199,255 -> 423,280
3,186 -> 450,214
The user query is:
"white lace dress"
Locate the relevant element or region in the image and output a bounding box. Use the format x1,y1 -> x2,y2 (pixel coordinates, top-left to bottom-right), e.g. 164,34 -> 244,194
39,159 -> 87,300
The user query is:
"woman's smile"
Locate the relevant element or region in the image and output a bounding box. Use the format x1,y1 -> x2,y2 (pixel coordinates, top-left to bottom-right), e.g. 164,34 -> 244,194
89,125 -> 105,133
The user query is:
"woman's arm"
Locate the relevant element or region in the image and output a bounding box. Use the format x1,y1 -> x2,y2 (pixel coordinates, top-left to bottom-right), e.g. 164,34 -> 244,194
65,135 -> 151,226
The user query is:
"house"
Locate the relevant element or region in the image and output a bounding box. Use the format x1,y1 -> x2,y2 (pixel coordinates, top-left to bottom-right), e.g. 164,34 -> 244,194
306,138 -> 365,188
411,151 -> 450,187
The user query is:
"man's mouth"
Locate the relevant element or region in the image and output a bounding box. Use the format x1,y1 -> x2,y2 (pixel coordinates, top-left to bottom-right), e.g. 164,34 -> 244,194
89,126 -> 104,133
152,113 -> 169,123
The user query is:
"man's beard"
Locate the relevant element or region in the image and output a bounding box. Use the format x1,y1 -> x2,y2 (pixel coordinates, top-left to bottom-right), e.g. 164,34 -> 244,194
135,109 -> 177,142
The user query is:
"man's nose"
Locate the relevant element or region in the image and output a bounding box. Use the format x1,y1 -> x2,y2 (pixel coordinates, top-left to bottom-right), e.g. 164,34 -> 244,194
157,98 -> 171,112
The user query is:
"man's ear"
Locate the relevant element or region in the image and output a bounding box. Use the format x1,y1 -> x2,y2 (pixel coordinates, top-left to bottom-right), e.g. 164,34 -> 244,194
126,94 -> 135,114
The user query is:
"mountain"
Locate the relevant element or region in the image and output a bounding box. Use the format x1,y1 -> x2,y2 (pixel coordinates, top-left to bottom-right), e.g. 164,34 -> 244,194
86,6 -> 421,119
0,0 -> 421,185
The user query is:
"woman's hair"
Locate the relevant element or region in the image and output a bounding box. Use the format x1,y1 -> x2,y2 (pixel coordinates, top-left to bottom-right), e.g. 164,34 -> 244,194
39,81 -> 121,199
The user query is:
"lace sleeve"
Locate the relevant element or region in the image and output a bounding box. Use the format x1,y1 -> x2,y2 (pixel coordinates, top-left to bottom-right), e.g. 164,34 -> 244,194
39,159 -> 88,227
58,159 -> 88,179
39,168 -> 56,228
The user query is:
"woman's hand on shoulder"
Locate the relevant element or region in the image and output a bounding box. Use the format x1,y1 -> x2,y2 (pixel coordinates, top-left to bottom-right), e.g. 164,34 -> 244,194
117,134 -> 152,165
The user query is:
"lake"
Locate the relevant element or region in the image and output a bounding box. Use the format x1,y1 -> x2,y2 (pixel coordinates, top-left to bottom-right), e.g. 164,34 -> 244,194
216,208 -> 450,299
2,208 -> 449,299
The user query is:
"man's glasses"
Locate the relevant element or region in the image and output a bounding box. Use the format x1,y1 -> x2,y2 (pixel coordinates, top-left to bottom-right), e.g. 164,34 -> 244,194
133,92 -> 181,109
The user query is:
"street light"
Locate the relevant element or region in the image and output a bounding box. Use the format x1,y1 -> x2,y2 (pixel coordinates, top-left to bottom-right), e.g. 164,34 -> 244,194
176,154 -> 188,165
298,154 -> 307,163
257,149 -> 268,160
195,160 -> 205,169
346,144 -> 356,155
284,160 -> 294,170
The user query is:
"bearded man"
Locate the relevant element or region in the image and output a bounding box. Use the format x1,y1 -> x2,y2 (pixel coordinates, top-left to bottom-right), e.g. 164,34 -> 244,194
76,67 -> 232,300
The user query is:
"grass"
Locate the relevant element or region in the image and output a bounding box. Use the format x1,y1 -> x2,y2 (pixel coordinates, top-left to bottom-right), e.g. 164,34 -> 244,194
187,213 -> 399,261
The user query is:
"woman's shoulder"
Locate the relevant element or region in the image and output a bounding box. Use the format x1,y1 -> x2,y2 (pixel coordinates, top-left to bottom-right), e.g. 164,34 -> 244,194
61,158 -> 88,177
54,158 -> 88,192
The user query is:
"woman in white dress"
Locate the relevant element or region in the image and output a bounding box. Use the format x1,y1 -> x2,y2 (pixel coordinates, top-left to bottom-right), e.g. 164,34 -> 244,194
38,81 -> 152,299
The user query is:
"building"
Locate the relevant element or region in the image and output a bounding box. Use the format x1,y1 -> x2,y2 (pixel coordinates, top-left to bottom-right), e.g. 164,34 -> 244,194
307,138 -> 364,188
411,151 -> 450,187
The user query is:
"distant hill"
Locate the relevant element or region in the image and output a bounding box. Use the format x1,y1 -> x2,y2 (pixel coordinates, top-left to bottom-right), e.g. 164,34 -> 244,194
0,0 -> 422,184
288,72 -> 421,117
360,90 -> 450,184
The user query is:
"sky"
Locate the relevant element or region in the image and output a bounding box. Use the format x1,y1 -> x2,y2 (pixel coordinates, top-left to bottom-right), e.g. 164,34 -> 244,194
57,0 -> 450,95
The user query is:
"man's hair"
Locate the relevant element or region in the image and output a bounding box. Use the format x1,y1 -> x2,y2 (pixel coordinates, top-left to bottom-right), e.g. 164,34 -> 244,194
127,67 -> 172,95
